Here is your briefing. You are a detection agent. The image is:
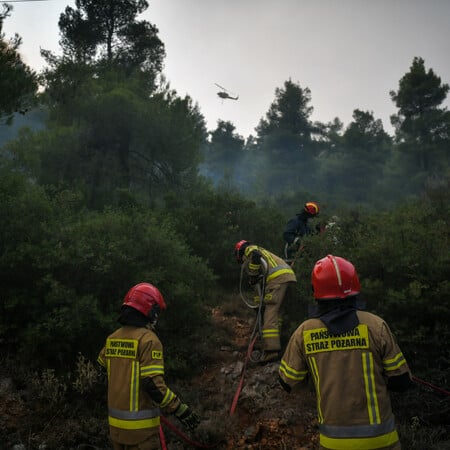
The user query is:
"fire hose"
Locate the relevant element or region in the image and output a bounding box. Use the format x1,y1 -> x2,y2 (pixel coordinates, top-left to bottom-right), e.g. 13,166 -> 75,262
231,262 -> 267,414
160,416 -> 223,449
412,375 -> 450,396
229,334 -> 258,416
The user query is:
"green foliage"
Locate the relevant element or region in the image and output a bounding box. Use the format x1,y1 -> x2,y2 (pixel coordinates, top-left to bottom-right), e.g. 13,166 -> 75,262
201,120 -> 246,187
0,107 -> 47,148
6,80 -> 207,209
0,5 -> 38,125
0,16 -> 449,446
256,79 -> 314,148
163,178 -> 285,287
200,59 -> 450,209
0,171 -> 215,371
2,9 -> 450,449
391,57 -> 449,119
56,0 -> 165,77
0,173 -> 54,342
276,186 -> 450,388
251,79 -> 320,196
389,57 -> 450,190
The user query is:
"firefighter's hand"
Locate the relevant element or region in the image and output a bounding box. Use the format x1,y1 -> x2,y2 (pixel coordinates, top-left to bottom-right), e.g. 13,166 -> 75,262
174,403 -> 200,430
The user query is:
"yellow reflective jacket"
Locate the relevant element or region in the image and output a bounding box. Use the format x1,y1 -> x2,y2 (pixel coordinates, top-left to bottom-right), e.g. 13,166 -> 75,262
98,326 -> 181,445
243,245 -> 296,284
279,310 -> 411,450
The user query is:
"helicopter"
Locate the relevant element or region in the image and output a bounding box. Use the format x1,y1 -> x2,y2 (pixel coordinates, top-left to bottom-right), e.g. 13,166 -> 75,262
215,83 -> 239,101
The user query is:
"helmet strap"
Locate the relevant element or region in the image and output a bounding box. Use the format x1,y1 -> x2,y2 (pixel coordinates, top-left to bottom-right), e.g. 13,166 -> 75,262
148,304 -> 161,327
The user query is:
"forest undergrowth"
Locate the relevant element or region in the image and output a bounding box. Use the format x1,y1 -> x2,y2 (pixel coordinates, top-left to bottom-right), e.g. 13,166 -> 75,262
1,294 -> 449,450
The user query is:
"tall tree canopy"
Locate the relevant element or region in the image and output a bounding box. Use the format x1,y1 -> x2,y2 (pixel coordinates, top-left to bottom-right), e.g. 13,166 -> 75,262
390,57 -> 450,174
0,5 -> 38,125
41,0 -> 165,110
199,120 -> 247,190
207,120 -> 244,167
57,0 -> 164,73
8,81 -> 206,209
252,79 -> 318,196
6,0 -> 205,209
316,110 -> 392,204
256,79 -> 315,160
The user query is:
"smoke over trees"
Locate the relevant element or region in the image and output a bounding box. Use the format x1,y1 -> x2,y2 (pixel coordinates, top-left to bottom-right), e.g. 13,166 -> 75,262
202,59 -> 449,213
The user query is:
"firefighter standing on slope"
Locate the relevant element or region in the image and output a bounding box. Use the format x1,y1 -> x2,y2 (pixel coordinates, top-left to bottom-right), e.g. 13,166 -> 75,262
283,201 -> 320,262
98,283 -> 200,450
235,240 -> 297,364
278,255 -> 412,450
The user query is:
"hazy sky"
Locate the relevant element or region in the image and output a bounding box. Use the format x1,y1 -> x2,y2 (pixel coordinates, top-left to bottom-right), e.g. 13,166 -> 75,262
3,0 -> 450,138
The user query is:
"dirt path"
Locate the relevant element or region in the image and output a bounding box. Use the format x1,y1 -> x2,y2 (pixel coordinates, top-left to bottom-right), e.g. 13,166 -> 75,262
167,306 -> 320,450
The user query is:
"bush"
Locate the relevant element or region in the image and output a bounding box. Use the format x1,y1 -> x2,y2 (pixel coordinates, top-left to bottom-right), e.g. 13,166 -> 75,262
0,175 -> 217,372
164,178 -> 285,287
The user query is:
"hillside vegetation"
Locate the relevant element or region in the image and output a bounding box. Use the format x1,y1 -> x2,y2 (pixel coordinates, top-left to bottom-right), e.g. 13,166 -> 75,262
0,1 -> 449,448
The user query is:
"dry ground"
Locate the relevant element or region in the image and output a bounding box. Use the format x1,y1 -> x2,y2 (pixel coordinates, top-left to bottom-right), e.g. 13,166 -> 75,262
161,306 -> 320,450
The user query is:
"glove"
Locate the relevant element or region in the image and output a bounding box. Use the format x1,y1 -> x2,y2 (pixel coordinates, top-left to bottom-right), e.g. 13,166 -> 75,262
174,403 -> 200,430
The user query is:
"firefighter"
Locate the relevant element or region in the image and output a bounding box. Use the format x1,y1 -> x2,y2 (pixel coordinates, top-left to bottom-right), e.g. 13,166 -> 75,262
278,255 -> 412,450
235,240 -> 297,364
98,283 -> 200,450
283,201 -> 320,262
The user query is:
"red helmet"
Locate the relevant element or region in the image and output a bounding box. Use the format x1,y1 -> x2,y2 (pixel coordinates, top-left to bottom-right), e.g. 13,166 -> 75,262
312,255 -> 360,300
304,201 -> 319,216
123,283 -> 167,317
234,240 -> 249,263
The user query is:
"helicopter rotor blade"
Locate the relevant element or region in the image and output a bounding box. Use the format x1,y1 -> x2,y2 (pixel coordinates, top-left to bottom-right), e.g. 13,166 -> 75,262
214,83 -> 228,91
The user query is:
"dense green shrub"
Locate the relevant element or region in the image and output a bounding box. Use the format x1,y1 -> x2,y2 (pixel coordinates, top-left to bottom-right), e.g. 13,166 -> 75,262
163,178 -> 286,288
276,187 -> 450,388
0,173 -> 216,372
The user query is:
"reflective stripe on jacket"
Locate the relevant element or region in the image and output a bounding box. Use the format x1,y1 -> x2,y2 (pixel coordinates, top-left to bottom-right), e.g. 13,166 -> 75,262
279,310 -> 411,450
108,406 -> 160,430
244,245 -> 296,283
98,326 -> 179,445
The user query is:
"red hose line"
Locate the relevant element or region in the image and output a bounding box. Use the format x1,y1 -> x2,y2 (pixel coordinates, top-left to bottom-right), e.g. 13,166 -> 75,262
230,335 -> 258,416
412,375 -> 450,396
159,425 -> 168,450
160,415 -> 222,449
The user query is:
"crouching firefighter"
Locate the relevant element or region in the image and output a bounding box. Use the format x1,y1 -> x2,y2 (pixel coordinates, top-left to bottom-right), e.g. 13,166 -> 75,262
98,283 -> 200,450
278,255 -> 412,450
234,240 -> 297,364
283,201 -> 320,263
